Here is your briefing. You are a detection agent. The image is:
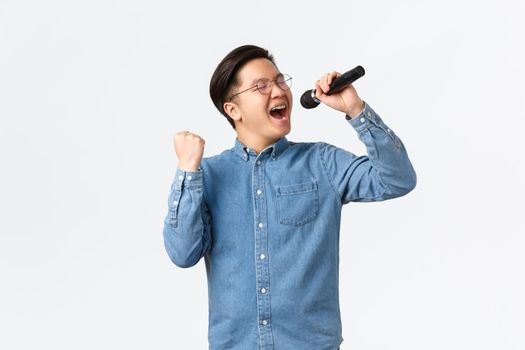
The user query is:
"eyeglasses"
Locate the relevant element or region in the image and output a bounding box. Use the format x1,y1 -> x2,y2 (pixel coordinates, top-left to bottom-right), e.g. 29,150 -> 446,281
228,73 -> 292,101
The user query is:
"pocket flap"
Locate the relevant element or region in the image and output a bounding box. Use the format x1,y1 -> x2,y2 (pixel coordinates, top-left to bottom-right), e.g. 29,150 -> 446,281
276,181 -> 318,196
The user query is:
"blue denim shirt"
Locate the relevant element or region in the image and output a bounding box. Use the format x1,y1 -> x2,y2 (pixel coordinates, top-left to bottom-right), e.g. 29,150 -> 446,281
163,102 -> 416,350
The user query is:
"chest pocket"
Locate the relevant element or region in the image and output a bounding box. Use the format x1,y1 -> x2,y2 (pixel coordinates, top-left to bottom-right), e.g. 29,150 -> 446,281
275,181 -> 319,226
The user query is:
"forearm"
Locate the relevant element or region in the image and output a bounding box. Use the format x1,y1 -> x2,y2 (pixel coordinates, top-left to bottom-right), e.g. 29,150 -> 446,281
348,101 -> 417,198
163,168 -> 211,268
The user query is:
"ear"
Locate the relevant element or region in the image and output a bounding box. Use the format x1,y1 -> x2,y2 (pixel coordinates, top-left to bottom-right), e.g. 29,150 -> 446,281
223,101 -> 242,123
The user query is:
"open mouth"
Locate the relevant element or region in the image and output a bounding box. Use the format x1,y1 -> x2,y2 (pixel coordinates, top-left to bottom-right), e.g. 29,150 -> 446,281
269,104 -> 288,120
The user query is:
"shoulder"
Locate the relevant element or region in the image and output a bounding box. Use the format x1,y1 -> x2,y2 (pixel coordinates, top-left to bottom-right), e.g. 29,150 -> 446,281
287,140 -> 322,151
278,140 -> 330,168
200,150 -> 228,168
286,140 -> 332,157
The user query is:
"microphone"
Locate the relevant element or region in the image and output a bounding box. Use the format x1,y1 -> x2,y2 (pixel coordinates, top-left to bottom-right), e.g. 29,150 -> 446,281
300,65 -> 365,109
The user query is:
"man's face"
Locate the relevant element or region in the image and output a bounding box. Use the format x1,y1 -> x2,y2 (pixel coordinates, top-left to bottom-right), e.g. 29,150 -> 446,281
226,58 -> 293,148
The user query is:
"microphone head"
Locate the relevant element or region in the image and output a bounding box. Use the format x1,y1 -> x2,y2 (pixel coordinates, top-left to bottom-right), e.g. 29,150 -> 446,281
300,89 -> 320,109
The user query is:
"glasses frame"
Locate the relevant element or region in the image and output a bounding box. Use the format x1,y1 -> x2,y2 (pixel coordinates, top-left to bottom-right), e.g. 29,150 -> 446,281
227,73 -> 292,101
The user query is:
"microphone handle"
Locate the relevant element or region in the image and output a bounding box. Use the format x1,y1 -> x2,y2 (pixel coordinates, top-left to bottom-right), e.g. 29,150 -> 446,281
300,66 -> 365,109
325,65 -> 365,95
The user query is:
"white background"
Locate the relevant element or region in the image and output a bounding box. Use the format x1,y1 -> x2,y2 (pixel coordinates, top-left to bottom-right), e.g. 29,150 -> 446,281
1,0 -> 524,349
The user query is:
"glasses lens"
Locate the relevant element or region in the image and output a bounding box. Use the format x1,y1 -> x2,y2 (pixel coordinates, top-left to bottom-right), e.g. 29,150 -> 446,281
257,79 -> 271,94
256,74 -> 292,95
277,74 -> 292,90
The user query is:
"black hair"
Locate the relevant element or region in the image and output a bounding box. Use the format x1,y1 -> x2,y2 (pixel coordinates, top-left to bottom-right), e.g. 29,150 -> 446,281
209,45 -> 277,129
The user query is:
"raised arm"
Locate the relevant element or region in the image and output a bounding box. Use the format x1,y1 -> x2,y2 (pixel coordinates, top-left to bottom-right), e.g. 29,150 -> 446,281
162,131 -> 211,268
319,102 -> 416,203
314,72 -> 416,204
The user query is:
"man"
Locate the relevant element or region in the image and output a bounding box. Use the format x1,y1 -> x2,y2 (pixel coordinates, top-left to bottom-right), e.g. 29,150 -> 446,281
163,45 -> 416,350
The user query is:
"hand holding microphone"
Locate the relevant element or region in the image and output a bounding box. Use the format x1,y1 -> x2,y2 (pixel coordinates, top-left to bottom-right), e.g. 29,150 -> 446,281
301,65 -> 365,118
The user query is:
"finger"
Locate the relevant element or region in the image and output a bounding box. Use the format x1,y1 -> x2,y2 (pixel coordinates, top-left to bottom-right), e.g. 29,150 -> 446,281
322,74 -> 331,93
174,131 -> 186,140
315,82 -> 322,98
327,71 -> 338,86
325,71 -> 342,93
194,136 -> 204,144
190,133 -> 204,144
317,76 -> 329,94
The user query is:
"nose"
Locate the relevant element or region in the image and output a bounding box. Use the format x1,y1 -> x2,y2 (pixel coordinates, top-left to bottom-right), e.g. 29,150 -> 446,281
269,81 -> 287,98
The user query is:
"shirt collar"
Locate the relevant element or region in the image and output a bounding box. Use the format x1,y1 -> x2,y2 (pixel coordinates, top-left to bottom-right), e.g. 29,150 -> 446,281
232,137 -> 289,161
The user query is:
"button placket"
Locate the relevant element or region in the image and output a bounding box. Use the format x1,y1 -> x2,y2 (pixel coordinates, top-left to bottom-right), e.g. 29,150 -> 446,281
252,155 -> 274,347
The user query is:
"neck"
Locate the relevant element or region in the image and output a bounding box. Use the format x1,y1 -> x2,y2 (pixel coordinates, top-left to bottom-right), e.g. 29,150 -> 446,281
236,134 -> 280,154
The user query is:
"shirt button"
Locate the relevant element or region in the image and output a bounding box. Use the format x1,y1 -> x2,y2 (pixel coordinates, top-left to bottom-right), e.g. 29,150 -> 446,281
178,175 -> 183,180
260,254 -> 266,260
187,175 -> 192,181
261,320 -> 268,325
367,111 -> 371,117
256,189 -> 262,195
256,160 -> 261,165
387,128 -> 391,133
260,288 -> 267,294
258,222 -> 264,229
360,117 -> 366,123
173,200 -> 178,205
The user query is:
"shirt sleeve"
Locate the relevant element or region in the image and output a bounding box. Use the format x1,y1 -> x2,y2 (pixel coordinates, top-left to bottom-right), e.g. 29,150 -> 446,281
319,101 -> 417,204
162,168 -> 212,268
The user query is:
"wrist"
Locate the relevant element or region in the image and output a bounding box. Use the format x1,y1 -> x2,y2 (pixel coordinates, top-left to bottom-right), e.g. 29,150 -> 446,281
345,100 -> 365,118
177,163 -> 200,172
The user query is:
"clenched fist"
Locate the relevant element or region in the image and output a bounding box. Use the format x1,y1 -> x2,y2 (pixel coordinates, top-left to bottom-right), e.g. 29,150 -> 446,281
173,131 -> 205,172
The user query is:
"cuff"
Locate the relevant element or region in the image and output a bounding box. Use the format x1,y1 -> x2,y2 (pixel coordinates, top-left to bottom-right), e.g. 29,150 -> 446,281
345,102 -> 401,146
346,101 -> 381,132
173,168 -> 203,190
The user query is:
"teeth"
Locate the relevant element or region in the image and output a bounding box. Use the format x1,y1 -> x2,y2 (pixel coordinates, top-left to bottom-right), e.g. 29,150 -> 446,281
270,104 -> 286,111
